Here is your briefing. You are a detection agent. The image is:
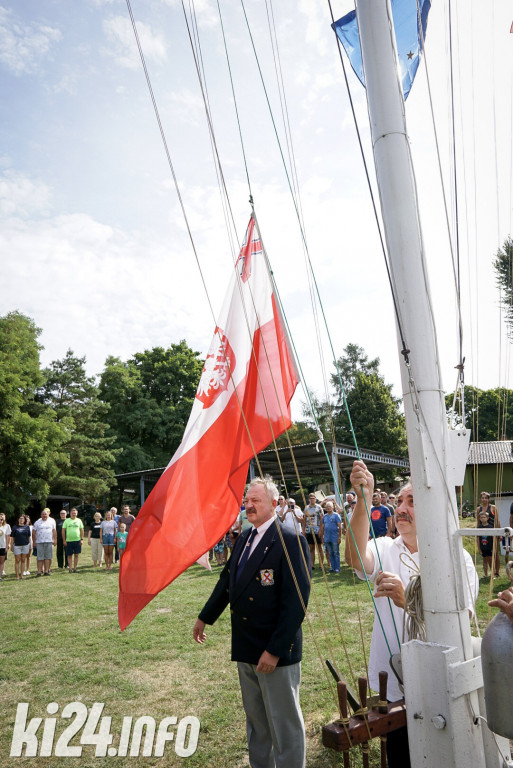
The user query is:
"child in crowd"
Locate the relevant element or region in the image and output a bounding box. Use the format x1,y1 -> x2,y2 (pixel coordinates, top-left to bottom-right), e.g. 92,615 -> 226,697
116,523 -> 128,560
214,537 -> 225,566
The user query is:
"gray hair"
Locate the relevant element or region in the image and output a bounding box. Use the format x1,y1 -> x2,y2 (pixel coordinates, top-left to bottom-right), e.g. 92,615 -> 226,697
247,475 -> 279,503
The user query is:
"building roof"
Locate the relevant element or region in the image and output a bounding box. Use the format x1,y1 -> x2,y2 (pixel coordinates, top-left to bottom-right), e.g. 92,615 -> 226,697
115,441 -> 410,488
468,441 -> 513,465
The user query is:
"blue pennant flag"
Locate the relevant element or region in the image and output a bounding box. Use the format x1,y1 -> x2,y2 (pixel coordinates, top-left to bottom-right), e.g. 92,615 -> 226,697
333,0 -> 431,100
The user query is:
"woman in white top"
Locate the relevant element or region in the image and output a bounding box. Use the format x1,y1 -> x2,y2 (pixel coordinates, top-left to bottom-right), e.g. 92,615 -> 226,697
0,513 -> 11,579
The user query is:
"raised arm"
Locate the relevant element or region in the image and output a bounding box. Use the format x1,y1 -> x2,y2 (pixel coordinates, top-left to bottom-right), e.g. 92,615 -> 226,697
345,460 -> 375,573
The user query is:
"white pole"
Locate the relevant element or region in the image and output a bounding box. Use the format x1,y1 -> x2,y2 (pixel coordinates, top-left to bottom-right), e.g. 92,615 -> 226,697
355,1 -> 489,764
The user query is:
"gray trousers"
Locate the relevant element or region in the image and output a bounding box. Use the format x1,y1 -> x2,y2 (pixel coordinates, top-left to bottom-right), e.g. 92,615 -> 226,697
237,661 -> 305,768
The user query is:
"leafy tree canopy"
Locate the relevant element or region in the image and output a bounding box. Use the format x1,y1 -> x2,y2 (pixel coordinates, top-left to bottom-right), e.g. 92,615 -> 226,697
446,385 -> 513,441
99,341 -> 204,472
336,372 -> 407,457
40,350 -> 118,500
0,312 -> 67,515
493,236 -> 513,336
330,343 -> 407,458
331,342 -> 380,400
277,345 -> 407,486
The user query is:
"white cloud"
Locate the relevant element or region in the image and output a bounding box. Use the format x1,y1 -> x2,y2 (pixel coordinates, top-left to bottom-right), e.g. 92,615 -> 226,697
161,0 -> 218,28
297,0 -> 329,56
168,88 -> 205,125
102,16 -> 167,69
0,171 -> 222,377
0,171 -> 52,217
51,74 -> 78,95
0,6 -> 61,75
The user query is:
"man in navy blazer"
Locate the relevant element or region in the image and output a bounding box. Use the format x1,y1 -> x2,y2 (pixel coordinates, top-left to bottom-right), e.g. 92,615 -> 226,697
193,476 -> 311,768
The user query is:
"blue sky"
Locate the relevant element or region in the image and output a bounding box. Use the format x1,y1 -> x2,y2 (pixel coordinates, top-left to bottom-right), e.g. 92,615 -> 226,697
1,0 -> 512,416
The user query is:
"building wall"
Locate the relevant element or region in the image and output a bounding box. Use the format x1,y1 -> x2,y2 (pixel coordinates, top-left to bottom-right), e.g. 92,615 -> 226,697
463,464 -> 513,508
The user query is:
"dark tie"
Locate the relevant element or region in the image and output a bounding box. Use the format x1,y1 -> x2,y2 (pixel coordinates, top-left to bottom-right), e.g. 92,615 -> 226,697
236,528 -> 258,582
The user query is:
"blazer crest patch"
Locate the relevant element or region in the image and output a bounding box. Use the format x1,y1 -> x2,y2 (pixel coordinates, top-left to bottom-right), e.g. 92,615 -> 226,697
260,568 -> 274,586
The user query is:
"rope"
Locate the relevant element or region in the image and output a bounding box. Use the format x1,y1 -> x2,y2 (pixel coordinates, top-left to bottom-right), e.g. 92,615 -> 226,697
326,0 -> 411,365
402,568 -> 426,643
196,0 -> 377,693
128,0 -> 405,705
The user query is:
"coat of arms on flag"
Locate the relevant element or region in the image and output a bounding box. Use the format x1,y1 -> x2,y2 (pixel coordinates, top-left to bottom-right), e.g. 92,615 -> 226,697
195,329 -> 235,409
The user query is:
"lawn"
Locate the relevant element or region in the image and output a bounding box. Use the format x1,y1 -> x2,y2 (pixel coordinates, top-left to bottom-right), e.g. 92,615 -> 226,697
1,531 -> 509,768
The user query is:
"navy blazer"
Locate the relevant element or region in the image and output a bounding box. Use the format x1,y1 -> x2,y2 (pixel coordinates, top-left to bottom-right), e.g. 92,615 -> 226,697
199,520 -> 311,666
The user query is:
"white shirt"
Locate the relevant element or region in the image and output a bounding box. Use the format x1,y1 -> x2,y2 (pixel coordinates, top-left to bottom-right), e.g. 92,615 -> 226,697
33,517 -> 56,544
280,506 -> 304,534
0,523 -> 11,548
355,536 -> 478,702
239,515 -> 278,563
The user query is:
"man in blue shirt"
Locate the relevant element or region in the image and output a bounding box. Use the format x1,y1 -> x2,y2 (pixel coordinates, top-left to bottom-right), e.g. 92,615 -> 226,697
370,491 -> 392,538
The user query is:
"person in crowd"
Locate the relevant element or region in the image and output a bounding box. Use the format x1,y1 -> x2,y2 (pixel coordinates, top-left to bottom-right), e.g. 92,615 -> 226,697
229,510 -> 242,548
223,528 -> 233,563
0,512 -> 12,579
346,460 -> 478,768
111,507 -> 120,562
239,502 -> 251,533
55,509 -> 67,569
100,509 -> 118,571
116,522 -> 128,560
10,514 -> 32,580
345,493 -> 357,527
320,501 -> 342,574
214,535 -> 225,566
62,507 -> 84,573
381,490 -> 396,535
88,511 -> 103,567
303,492 -> 324,569
506,501 -> 513,566
24,514 -> 33,576
193,476 -> 311,768
32,508 -> 56,577
476,492 -> 500,578
118,505 -> 135,532
279,498 -> 305,535
370,491 -> 393,538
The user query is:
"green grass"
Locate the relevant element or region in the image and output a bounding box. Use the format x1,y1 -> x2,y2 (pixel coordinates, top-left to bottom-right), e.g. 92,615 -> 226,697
1,534 -> 510,768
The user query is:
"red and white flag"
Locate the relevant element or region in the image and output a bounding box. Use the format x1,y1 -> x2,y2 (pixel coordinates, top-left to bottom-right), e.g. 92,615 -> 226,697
118,215 -> 298,629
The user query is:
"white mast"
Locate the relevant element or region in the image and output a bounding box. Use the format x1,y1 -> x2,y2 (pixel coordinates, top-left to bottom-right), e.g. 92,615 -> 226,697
355,1 -> 503,765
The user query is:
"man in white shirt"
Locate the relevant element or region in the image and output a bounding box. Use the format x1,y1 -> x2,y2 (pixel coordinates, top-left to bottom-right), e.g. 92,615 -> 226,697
32,508 -> 57,576
279,498 -> 305,535
303,493 -> 324,568
346,460 -> 478,768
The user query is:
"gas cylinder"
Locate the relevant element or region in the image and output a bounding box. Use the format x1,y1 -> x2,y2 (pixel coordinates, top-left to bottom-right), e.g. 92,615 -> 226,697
481,610 -> 513,739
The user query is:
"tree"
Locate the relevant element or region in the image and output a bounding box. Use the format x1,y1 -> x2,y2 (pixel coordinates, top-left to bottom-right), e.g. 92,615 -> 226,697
493,236 -> 513,336
331,342 -> 380,399
0,312 -> 67,515
40,350 -> 118,499
446,385 -> 513,441
99,342 -> 204,472
331,344 -> 407,458
337,372 -> 407,456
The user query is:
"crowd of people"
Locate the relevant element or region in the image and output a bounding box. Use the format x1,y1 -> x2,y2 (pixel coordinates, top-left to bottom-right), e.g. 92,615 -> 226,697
1,471 -> 511,767
193,467 -> 513,768
0,504 -> 136,580
207,486 -> 401,576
